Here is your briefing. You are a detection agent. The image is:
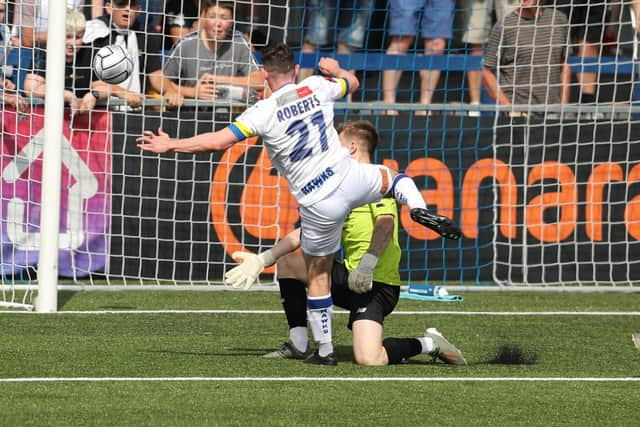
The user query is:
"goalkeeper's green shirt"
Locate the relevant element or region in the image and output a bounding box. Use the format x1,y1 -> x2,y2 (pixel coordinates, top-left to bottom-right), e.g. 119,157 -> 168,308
341,198 -> 401,286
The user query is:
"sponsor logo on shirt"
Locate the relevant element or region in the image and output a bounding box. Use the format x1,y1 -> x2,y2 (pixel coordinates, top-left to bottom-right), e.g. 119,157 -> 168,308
296,86 -> 312,98
300,167 -> 334,196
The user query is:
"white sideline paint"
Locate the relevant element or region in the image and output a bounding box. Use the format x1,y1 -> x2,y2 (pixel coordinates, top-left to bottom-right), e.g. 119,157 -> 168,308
0,377 -> 638,383
1,310 -> 638,316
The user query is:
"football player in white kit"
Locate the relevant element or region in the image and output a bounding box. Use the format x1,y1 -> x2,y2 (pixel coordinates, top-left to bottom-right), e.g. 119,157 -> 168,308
137,43 -> 459,365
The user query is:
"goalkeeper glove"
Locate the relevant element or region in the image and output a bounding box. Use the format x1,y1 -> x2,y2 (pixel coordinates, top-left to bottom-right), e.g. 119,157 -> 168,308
348,253 -> 378,294
224,250 -> 276,289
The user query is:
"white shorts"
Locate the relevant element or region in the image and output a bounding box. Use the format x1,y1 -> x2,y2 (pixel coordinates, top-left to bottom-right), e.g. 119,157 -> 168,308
458,0 -> 518,45
299,159 -> 392,256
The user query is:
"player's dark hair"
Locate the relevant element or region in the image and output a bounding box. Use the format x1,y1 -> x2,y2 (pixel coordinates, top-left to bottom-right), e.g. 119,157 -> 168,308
338,120 -> 379,154
262,42 -> 296,75
201,0 -> 235,17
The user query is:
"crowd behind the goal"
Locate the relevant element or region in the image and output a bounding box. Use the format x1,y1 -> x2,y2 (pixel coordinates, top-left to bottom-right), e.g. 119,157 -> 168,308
1,0 -> 639,114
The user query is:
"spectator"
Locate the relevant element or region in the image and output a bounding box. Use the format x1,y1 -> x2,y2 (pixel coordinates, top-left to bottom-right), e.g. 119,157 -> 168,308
1,0 -> 12,74
82,0 -> 164,108
92,0 -> 165,31
163,1 -> 251,48
603,2 -> 622,56
458,0 -> 519,115
482,0 -> 571,112
1,0 -> 26,111
0,78 -> 26,111
164,0 -> 201,46
160,0 -> 263,105
382,0 -> 454,115
11,0 -> 102,47
555,1 -> 607,103
91,0 -> 105,18
21,8 -> 95,113
0,0 -> 10,61
298,0 -> 373,84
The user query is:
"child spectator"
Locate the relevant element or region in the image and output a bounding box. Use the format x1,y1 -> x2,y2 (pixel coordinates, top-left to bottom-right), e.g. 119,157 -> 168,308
160,0 -> 262,105
21,8 -> 95,113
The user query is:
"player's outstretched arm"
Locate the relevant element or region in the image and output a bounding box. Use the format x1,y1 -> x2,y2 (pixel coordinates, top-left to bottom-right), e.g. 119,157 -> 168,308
224,229 -> 301,289
318,57 -> 360,94
136,127 -> 240,154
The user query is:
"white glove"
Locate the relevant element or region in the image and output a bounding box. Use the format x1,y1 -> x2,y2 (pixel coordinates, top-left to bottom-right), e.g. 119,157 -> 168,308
224,250 -> 276,289
348,253 -> 378,294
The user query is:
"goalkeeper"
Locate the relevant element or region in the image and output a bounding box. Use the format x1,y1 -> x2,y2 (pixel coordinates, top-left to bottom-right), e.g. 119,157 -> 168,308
226,120 -> 466,366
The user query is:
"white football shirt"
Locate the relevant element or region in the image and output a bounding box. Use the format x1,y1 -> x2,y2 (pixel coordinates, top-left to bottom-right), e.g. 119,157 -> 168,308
228,75 -> 351,206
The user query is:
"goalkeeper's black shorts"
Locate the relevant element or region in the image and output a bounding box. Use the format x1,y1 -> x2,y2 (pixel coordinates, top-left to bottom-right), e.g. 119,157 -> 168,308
331,261 -> 400,330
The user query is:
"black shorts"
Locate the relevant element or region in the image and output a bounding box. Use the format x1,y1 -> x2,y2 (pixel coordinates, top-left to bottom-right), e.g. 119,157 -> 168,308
331,261 -> 400,330
557,1 -> 606,44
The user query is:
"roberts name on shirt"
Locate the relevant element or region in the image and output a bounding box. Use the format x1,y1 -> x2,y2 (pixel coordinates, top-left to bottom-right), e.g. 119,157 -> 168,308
276,94 -> 321,122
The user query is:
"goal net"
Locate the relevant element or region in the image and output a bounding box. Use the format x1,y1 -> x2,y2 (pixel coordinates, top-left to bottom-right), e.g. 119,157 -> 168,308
1,0 -> 639,306
484,1 -> 640,286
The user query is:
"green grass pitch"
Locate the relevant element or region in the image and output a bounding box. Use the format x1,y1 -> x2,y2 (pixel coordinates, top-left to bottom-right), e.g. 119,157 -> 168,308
1,290 -> 639,426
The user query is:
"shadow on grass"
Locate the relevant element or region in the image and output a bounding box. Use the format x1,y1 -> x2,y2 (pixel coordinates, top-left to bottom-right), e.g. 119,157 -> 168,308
145,349 -> 225,357
484,344 -> 539,365
147,344 -> 358,359
57,290 -> 139,310
57,291 -> 78,309
96,306 -> 139,309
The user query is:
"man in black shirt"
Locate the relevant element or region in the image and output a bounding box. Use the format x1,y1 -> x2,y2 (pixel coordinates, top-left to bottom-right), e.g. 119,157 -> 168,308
82,0 -> 165,107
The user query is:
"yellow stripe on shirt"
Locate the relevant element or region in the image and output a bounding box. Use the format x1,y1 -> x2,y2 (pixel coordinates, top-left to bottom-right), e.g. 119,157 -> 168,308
232,120 -> 254,138
338,78 -> 348,98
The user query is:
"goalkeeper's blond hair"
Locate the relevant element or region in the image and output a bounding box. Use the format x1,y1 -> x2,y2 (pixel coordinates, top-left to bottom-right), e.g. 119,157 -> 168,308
337,120 -> 379,154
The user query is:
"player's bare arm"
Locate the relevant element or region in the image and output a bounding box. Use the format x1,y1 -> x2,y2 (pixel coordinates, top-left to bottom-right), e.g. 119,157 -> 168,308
270,229 -> 302,259
136,127 -> 240,153
318,57 -> 360,94
366,214 -> 394,257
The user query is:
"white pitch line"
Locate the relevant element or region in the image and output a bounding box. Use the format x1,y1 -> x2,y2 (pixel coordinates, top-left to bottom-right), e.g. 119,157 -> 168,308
0,377 -> 638,383
1,309 -> 638,316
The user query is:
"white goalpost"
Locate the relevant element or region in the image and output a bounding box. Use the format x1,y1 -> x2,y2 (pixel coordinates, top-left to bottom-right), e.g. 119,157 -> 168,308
35,2 -> 67,312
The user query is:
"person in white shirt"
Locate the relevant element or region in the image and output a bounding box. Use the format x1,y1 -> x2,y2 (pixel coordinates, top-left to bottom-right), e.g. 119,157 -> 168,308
136,42 -> 460,365
11,0 -> 98,47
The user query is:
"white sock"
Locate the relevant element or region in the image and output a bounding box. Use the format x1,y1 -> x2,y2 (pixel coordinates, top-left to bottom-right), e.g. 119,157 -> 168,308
307,294 -> 334,357
289,327 -> 308,352
418,336 -> 434,354
392,175 -> 427,210
318,341 -> 333,357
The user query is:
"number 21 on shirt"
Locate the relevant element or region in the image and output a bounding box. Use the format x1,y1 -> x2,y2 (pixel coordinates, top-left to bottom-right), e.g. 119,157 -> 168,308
287,110 -> 328,162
